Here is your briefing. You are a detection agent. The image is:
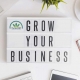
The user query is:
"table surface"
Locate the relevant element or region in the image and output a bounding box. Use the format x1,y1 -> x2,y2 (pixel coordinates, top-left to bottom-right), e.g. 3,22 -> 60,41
0,0 -> 80,80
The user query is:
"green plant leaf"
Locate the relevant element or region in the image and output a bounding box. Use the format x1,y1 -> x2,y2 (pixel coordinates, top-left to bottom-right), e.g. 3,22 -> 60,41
34,0 -> 66,12
41,1 -> 46,13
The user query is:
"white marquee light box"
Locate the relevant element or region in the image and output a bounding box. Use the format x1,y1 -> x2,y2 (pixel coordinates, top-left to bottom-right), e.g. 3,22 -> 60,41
7,17 -> 72,63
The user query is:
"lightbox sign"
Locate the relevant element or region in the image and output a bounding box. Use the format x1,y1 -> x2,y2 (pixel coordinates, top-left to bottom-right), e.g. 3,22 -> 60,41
7,17 -> 72,63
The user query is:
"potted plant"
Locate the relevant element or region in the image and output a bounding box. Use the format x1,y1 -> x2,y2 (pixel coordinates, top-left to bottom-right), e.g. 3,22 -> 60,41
41,0 -> 66,12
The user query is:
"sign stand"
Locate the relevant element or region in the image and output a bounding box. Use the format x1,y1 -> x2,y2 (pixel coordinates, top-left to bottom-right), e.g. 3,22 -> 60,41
7,17 -> 72,63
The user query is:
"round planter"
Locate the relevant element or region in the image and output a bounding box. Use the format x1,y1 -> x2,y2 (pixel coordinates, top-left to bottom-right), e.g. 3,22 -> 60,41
75,0 -> 80,20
